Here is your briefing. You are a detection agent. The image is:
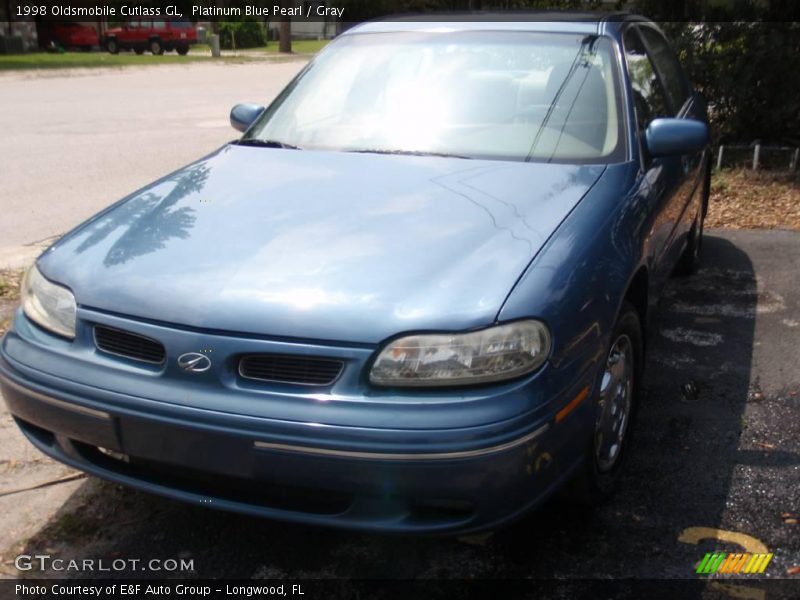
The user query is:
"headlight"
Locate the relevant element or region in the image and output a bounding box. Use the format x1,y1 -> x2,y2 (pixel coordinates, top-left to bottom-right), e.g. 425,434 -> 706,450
21,265 -> 77,339
369,320 -> 551,387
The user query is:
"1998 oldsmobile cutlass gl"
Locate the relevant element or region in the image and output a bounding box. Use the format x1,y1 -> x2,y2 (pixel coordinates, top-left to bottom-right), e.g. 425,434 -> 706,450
1,14 -> 709,534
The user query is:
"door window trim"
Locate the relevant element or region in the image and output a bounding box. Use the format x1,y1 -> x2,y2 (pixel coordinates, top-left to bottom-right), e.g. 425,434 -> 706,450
634,24 -> 693,117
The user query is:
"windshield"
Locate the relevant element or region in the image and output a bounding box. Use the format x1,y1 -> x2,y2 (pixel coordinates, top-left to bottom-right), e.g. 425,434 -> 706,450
245,30 -> 625,163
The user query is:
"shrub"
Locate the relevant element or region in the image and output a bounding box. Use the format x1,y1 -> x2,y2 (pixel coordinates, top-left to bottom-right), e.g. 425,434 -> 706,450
218,19 -> 266,50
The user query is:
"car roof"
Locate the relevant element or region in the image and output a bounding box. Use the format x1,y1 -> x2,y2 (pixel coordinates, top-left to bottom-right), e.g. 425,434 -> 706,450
344,12 -> 650,37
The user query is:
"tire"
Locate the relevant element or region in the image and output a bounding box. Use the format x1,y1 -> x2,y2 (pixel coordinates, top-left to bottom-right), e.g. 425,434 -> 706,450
176,45 -> 189,56
674,161 -> 711,276
150,39 -> 164,55
106,38 -> 119,54
134,47 -> 144,55
569,301 -> 643,505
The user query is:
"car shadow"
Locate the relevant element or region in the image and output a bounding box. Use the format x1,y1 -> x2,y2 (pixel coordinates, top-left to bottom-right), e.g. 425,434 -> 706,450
13,233 -> 775,591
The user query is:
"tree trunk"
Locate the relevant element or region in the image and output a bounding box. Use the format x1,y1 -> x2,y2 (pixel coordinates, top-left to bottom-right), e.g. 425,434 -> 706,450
279,18 -> 291,53
5,0 -> 13,35
211,0 -> 219,34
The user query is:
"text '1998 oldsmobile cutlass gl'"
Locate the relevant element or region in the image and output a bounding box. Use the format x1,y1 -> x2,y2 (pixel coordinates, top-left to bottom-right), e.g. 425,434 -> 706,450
0,13 -> 709,534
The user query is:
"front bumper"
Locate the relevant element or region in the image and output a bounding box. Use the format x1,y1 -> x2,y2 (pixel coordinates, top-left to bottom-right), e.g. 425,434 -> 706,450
0,311 -> 596,534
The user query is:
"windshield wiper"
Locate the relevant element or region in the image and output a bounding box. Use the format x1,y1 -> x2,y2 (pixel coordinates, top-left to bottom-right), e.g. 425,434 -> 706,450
235,139 -> 303,150
348,148 -> 472,159
525,34 -> 599,163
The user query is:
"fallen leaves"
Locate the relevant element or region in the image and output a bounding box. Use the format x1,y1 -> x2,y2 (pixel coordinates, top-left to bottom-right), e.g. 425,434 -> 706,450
0,269 -> 23,336
0,269 -> 23,300
707,169 -> 800,229
753,441 -> 776,450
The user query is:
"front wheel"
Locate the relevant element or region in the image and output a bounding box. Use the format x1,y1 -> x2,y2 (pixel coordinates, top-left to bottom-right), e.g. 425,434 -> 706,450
176,45 -> 189,56
150,39 -> 164,55
106,38 -> 119,54
570,301 -> 643,505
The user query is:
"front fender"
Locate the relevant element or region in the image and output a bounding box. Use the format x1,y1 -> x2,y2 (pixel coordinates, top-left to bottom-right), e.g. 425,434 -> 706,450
497,162 -> 645,377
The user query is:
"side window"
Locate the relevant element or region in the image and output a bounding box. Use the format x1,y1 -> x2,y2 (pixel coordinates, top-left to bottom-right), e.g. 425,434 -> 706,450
638,26 -> 691,113
623,27 -> 672,133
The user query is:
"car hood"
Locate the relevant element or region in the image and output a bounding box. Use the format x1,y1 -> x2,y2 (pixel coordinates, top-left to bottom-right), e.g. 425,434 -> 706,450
40,145 -> 605,344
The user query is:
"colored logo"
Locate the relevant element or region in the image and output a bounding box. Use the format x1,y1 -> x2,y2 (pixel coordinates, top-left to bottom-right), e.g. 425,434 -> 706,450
696,552 -> 773,575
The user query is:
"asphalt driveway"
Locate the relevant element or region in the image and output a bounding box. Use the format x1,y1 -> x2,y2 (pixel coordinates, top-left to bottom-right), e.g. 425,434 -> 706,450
1,229 -> 798,593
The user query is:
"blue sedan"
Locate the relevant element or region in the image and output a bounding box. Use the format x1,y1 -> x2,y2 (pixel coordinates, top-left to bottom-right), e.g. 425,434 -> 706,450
0,14 -> 709,534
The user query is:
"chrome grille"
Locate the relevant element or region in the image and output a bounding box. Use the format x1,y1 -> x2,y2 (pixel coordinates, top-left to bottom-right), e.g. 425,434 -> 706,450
94,325 -> 166,365
239,354 -> 344,386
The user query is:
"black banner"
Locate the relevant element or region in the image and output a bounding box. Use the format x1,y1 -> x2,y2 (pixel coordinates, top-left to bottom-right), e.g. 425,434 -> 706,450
3,0 -> 800,23
3,579 -> 800,600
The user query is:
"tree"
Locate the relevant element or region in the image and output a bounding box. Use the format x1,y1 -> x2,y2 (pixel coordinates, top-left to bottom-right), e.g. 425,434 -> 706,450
638,1 -> 800,144
278,0 -> 292,53
4,0 -> 13,35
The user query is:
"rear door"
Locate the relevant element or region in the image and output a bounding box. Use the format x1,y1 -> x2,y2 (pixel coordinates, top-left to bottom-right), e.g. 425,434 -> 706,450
139,20 -> 154,46
623,25 -> 691,287
637,25 -> 706,248
128,20 -> 146,47
152,20 -> 168,42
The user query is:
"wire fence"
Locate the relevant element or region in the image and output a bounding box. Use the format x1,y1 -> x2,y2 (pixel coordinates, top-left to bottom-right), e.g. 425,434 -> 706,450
715,145 -> 800,172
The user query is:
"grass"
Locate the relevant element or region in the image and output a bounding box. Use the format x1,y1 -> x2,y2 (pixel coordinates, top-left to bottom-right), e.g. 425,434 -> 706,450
0,51 -> 259,71
192,39 -> 329,55
0,41 -> 328,70
254,39 -> 329,54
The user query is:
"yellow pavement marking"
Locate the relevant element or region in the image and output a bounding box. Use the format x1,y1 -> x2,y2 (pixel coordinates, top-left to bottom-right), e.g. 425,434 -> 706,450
678,526 -> 769,554
679,526 -> 770,600
709,582 -> 765,600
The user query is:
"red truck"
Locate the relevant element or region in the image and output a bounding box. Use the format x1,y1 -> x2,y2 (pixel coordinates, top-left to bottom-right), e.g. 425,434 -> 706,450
39,23 -> 100,51
104,20 -> 197,55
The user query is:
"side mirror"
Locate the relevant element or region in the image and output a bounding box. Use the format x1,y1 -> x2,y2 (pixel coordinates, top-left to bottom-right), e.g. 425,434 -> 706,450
230,103 -> 265,133
645,118 -> 709,157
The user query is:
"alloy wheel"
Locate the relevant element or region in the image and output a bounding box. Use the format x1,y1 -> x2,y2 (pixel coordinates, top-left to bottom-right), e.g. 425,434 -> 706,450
595,334 -> 634,472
